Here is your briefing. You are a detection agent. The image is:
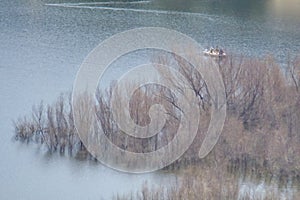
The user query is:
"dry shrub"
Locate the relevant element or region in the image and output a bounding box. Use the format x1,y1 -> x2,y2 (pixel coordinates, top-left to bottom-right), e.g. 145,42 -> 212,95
14,53 -> 300,175
14,94 -> 82,156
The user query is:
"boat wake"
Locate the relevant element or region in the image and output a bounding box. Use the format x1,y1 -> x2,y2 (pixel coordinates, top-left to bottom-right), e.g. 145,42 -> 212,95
45,1 -> 216,21
47,1 -> 152,6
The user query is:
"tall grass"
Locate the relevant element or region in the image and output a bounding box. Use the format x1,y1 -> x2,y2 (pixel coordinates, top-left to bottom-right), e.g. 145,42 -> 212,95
115,164 -> 300,200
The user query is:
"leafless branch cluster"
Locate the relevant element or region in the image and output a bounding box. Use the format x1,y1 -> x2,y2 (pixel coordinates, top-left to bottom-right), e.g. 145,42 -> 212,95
14,94 -> 81,156
13,53 -> 300,176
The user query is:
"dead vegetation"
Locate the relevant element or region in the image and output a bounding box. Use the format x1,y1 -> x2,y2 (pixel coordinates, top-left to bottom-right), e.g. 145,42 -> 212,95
13,54 -> 300,177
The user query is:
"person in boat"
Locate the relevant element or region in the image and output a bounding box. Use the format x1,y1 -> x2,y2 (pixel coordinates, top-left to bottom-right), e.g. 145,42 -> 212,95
219,48 -> 224,55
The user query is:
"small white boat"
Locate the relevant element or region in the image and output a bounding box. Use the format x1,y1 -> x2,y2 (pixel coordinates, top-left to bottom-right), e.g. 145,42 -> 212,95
203,48 -> 226,57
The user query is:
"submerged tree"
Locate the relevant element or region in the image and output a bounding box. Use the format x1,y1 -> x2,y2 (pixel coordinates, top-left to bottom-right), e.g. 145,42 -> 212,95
13,53 -> 300,175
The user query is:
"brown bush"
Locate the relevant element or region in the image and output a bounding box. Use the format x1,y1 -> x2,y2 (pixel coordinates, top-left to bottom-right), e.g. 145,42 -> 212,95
14,53 -> 300,175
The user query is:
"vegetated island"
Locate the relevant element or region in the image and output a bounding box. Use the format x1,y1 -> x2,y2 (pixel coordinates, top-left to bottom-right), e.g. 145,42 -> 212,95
14,53 -> 300,199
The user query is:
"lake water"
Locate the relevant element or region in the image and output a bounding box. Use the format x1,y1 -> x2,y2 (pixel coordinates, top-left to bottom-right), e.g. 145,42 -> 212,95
1,0 -> 300,199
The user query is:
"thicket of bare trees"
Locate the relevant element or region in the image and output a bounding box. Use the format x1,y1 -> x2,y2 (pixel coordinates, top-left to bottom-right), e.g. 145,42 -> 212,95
14,94 -> 84,157
14,53 -> 300,176
215,55 -> 300,174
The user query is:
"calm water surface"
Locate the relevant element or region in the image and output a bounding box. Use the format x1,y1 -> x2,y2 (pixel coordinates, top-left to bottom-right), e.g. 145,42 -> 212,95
0,0 -> 299,199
